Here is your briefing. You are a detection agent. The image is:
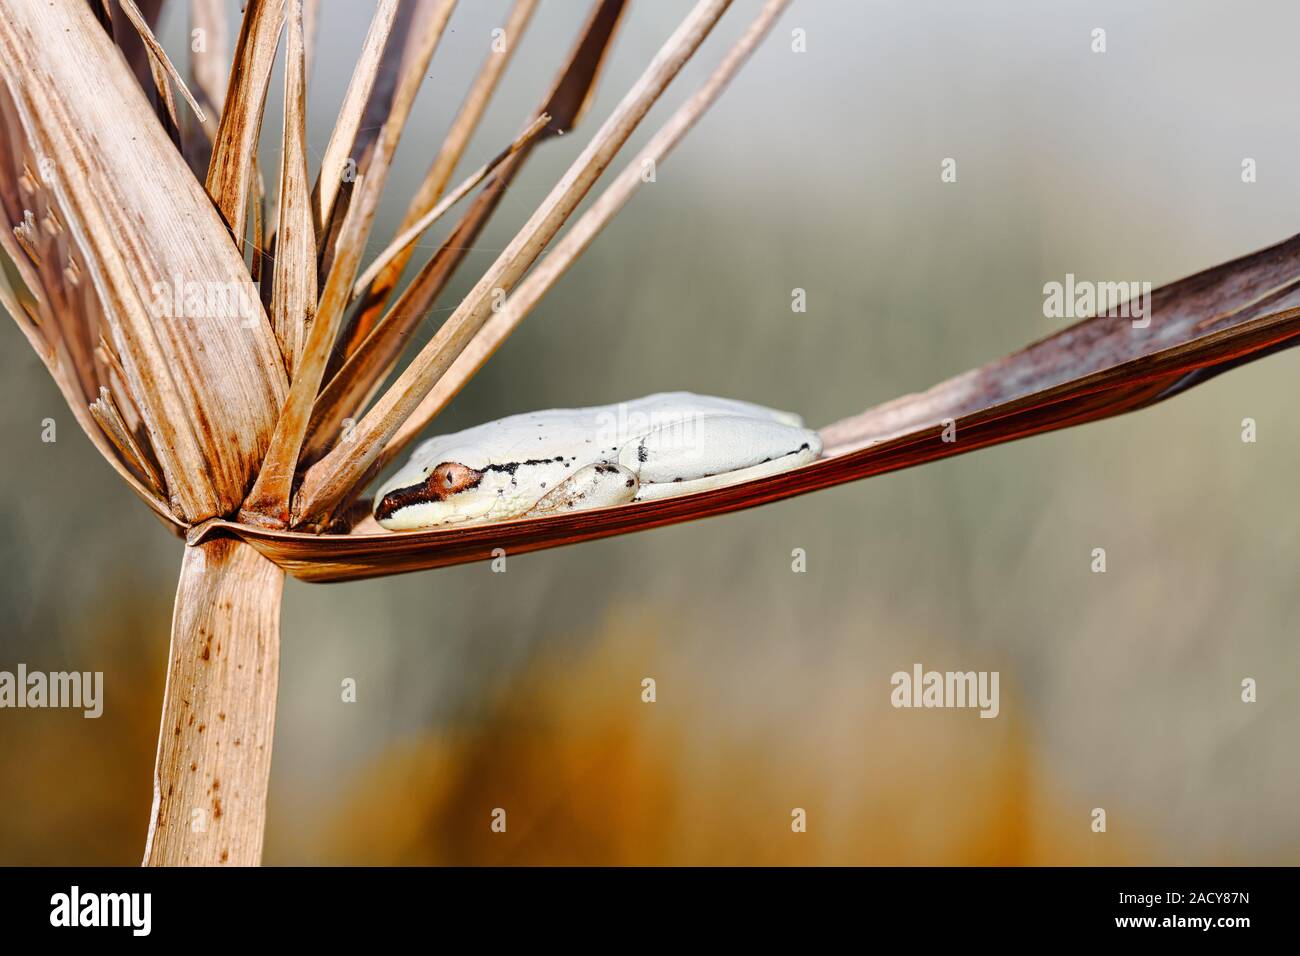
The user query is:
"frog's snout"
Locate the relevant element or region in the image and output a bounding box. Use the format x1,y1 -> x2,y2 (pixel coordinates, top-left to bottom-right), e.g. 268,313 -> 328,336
374,460 -> 483,523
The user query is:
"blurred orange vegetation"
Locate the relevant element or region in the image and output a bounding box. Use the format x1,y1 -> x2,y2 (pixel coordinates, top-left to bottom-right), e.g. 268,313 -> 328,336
0,595 -> 164,865
1,597 -> 1154,865
323,607 -> 1146,866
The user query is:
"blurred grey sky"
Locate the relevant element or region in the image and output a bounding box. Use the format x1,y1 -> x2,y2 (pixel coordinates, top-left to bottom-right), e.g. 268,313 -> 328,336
2,1 -> 1298,863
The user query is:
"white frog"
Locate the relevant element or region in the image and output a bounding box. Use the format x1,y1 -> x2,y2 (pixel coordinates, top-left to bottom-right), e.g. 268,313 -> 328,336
374,392 -> 822,530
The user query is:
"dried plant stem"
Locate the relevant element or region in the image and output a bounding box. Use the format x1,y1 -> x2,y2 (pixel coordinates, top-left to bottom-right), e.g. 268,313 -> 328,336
350,111 -> 552,301
144,539 -> 283,866
293,0 -> 735,528
0,0 -> 802,867
387,0 -> 792,461
344,0 -> 539,349
146,44 -> 182,146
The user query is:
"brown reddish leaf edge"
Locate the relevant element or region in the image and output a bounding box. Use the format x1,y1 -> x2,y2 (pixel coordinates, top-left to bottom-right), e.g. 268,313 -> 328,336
189,231 -> 1300,583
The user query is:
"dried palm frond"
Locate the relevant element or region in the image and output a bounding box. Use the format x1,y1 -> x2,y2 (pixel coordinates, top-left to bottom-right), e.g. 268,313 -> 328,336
2,0 -> 1296,866
195,235 -> 1300,581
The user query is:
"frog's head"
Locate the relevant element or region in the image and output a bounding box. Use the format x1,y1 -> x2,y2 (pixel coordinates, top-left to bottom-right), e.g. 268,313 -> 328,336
374,461 -> 485,529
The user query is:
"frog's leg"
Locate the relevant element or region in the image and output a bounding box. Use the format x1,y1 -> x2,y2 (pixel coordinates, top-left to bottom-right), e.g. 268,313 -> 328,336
631,449 -> 819,500
523,462 -> 640,518
617,414 -> 822,496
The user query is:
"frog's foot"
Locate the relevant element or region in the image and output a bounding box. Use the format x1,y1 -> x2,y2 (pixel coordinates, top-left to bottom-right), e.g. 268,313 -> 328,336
618,415 -> 822,501
523,462 -> 639,518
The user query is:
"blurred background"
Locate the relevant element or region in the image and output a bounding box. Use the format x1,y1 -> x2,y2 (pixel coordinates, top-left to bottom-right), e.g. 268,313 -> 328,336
2,0 -> 1299,864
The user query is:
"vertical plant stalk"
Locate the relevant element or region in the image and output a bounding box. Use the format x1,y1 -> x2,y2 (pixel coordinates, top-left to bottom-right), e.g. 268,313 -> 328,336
0,0 -> 788,865
143,538 -> 284,867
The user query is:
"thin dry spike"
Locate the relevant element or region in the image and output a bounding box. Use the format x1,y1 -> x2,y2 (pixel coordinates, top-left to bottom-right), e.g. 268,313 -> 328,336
0,207 -> 56,338
292,0 -> 734,529
12,208 -> 38,261
8,172 -> 102,403
347,0 -> 539,337
388,0 -> 793,461
206,0 -> 286,251
311,0 -> 400,241
118,0 -> 208,124
91,386 -> 168,497
350,111 -> 552,301
71,343 -> 181,529
270,0 -> 315,377
95,336 -> 145,434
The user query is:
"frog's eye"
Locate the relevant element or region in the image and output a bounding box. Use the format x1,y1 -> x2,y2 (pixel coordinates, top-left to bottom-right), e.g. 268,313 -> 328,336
429,461 -> 484,499
376,461 -> 484,521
